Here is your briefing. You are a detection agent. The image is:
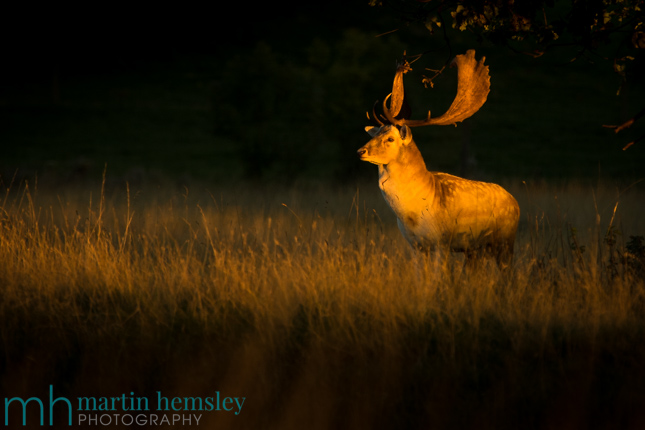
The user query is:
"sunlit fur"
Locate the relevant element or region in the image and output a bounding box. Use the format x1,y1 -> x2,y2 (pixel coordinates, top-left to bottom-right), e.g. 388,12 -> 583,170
358,124 -> 520,266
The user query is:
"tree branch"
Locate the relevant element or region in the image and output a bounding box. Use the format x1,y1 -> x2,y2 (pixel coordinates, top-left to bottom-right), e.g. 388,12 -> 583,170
604,107 -> 645,134
603,107 -> 645,150
622,134 -> 644,151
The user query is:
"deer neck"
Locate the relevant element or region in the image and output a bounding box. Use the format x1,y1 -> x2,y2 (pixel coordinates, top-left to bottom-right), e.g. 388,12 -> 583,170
378,140 -> 435,215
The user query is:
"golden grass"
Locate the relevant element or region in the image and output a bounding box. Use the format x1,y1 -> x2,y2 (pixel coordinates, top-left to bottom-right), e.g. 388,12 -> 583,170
1,176 -> 644,429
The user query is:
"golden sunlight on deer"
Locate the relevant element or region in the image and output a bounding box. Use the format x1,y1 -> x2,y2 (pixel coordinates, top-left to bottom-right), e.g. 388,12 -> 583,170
358,50 -> 519,267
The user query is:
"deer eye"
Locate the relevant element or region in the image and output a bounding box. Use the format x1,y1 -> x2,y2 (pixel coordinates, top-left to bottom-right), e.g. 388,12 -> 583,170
387,137 -> 395,142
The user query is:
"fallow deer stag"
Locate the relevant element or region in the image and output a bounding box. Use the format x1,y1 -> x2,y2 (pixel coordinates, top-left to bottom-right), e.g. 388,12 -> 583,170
357,50 -> 519,267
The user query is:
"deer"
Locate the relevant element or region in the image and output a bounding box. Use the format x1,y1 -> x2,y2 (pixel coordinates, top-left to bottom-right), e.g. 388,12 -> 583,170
357,50 -> 519,268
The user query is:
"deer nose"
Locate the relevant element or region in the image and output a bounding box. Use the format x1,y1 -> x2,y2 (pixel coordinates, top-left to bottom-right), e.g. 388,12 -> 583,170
357,148 -> 367,158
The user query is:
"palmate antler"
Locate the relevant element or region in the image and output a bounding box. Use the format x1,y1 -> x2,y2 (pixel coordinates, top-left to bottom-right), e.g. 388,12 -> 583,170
377,50 -> 491,127
367,53 -> 413,126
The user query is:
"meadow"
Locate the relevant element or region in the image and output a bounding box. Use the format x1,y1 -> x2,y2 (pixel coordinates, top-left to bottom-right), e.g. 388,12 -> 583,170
1,174 -> 644,429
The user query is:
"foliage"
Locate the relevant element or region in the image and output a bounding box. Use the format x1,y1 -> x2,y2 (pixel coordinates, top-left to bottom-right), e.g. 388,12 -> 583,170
370,0 -> 643,63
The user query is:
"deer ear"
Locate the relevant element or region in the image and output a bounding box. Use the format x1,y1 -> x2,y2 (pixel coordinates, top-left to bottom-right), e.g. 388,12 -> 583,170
399,125 -> 413,145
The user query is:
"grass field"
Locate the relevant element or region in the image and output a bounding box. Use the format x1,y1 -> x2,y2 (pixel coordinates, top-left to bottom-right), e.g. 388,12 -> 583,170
1,174 -> 644,429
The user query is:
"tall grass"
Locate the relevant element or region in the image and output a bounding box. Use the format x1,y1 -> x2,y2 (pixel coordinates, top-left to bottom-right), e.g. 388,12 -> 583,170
1,176 -> 644,429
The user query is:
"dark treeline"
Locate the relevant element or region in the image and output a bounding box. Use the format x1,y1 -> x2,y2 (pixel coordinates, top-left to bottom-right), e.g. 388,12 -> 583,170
1,2 -> 644,186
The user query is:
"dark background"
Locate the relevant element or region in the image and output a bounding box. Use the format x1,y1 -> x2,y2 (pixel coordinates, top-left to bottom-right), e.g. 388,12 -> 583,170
1,2 -> 643,187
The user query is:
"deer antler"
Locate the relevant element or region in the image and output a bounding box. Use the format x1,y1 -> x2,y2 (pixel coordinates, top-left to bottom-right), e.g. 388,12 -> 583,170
367,100 -> 385,126
367,54 -> 413,126
389,55 -> 412,118
382,50 -> 490,127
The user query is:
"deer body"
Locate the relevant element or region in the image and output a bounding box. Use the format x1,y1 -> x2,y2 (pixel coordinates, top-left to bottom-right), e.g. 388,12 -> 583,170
359,50 -> 520,265
360,125 -> 519,264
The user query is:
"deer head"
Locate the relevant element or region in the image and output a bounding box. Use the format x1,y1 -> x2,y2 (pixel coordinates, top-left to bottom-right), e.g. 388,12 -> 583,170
358,124 -> 414,165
